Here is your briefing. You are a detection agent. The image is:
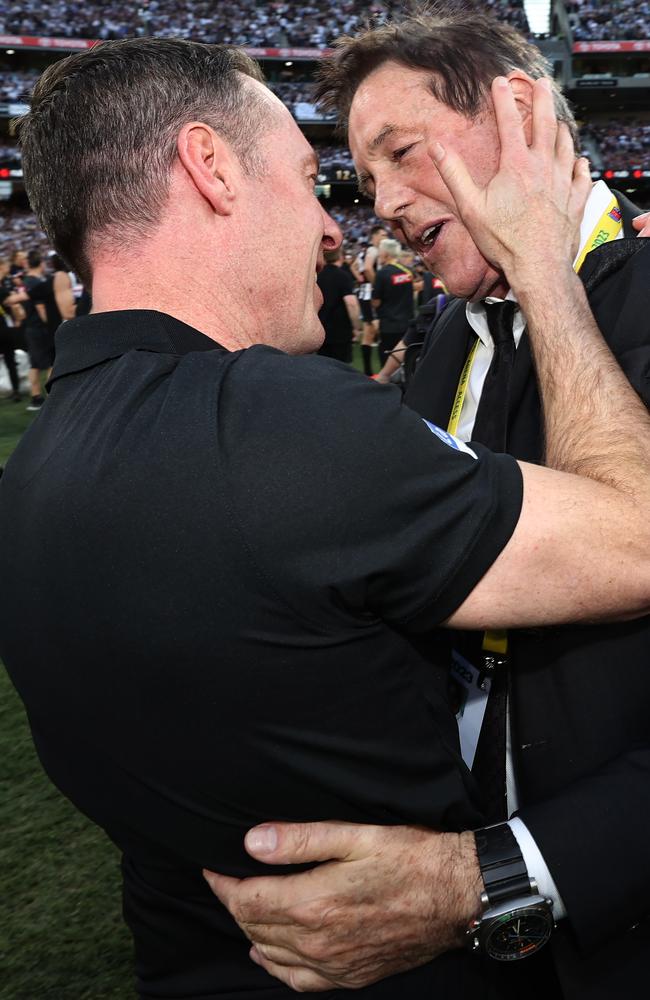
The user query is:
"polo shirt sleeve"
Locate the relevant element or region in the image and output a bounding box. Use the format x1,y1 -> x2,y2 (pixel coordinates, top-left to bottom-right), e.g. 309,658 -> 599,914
217,349 -> 523,630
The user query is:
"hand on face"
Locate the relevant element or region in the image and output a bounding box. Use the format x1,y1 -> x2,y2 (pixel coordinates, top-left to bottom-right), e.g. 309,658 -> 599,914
431,77 -> 592,295
203,821 -> 482,991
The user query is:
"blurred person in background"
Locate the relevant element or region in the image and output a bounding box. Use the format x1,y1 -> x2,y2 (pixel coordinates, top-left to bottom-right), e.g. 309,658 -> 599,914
356,222 -> 386,374
372,236 -> 414,365
316,245 -> 361,362
9,249 -> 27,276
22,249 -> 52,411
29,251 -> 75,341
0,255 -> 29,401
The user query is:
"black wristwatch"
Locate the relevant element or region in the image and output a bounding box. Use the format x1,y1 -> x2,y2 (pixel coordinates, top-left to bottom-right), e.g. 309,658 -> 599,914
467,822 -> 555,961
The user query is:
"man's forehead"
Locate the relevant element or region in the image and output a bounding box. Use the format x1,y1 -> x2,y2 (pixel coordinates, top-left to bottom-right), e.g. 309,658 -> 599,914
348,64 -> 435,151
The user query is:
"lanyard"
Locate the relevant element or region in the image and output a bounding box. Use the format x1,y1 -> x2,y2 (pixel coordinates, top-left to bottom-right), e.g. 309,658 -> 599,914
447,196 -> 623,661
446,195 -> 623,442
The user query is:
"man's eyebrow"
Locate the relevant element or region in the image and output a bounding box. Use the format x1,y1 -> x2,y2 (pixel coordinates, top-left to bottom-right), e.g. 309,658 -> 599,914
368,123 -> 410,152
357,171 -> 373,197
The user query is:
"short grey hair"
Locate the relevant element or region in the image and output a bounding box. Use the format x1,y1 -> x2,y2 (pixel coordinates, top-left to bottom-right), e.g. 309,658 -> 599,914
379,238 -> 402,258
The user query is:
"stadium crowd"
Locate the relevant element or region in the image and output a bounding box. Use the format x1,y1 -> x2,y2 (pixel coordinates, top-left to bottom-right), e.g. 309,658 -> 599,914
567,0 -> 650,41
0,208 -> 48,256
0,69 -> 38,102
583,119 -> 650,170
0,142 -> 21,161
0,0 -> 529,46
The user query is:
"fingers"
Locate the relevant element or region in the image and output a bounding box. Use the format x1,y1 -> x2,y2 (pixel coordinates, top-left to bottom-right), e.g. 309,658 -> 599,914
250,947 -> 334,992
568,156 -> 592,223
530,77 -> 558,154
555,121 -> 576,170
430,137 -> 478,216
202,870 -> 244,914
203,868 -> 306,924
251,942 -> 306,969
243,820 -> 369,864
491,75 -> 528,159
633,212 -> 650,237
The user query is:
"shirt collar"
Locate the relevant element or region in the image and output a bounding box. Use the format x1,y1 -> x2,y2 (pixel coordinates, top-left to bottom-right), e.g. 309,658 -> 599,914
50,309 -> 221,385
465,181 -> 620,348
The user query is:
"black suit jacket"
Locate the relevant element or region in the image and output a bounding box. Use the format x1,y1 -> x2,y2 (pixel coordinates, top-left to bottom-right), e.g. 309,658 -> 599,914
405,193 -> 650,999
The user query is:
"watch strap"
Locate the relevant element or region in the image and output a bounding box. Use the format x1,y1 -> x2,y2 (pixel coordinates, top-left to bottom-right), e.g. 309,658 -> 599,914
475,822 -> 534,906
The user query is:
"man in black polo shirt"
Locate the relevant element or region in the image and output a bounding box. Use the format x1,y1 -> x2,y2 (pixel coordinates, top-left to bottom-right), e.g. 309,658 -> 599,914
372,237 -> 414,365
3,37 -> 650,1000
316,246 -> 361,362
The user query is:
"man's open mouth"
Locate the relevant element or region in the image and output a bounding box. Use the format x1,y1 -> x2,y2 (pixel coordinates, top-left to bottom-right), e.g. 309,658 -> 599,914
418,222 -> 444,253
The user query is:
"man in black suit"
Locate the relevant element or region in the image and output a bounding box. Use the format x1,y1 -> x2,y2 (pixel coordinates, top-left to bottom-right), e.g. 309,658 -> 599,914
208,10 -> 650,1000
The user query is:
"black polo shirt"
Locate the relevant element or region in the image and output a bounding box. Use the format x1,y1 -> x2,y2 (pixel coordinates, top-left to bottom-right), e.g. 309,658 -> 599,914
0,310 -> 522,999
373,263 -> 415,334
317,262 -> 355,343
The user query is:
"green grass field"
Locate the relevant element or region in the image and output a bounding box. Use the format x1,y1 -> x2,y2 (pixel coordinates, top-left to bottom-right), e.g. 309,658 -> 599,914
1,394 -> 136,999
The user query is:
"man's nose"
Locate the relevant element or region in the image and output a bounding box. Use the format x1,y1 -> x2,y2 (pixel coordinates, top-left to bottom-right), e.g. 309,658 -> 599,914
321,209 -> 343,251
373,176 -> 412,224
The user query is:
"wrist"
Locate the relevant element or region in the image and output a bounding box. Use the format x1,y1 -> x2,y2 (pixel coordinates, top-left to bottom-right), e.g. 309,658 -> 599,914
511,264 -> 580,315
435,831 -> 484,949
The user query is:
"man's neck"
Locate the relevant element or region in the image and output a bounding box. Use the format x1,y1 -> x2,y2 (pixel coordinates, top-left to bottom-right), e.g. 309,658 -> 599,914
91,256 -> 256,353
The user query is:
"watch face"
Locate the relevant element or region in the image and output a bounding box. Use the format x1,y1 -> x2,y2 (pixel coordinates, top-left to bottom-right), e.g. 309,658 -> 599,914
485,906 -> 554,961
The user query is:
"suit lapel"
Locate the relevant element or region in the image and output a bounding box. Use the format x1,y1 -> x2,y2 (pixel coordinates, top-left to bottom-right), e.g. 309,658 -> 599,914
404,300 -> 474,427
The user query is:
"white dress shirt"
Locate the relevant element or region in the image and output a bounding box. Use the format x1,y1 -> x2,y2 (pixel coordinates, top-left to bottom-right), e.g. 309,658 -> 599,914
457,181 -> 623,919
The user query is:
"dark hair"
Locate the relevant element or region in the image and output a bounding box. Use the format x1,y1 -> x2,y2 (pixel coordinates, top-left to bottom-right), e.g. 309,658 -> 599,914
324,247 -> 342,263
15,37 -> 268,287
315,2 -> 577,142
49,253 -> 67,272
370,224 -> 387,236
27,249 -> 42,268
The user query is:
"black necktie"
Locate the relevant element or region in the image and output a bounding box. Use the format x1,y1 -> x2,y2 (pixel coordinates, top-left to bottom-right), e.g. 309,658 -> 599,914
470,300 -> 517,823
472,301 -> 517,452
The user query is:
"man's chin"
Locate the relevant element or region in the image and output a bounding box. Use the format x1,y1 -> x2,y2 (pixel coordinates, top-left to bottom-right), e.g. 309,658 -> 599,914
445,267 -> 508,303
284,318 -> 325,356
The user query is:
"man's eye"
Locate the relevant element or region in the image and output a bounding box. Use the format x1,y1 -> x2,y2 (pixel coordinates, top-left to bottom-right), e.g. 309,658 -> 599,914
393,144 -> 414,162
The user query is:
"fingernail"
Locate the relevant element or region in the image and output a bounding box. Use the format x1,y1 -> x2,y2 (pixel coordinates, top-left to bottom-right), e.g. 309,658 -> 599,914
250,946 -> 262,965
494,76 -> 509,89
540,78 -> 552,92
432,141 -> 445,162
246,824 -> 278,855
633,213 -> 647,221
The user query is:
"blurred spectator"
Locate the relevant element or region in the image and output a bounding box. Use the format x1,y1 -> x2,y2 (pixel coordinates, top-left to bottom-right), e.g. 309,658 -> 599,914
316,246 -> 361,363
582,119 -> 650,170
0,0 -> 529,47
0,68 -> 38,101
372,237 -> 414,367
29,252 -> 76,340
0,208 -> 51,257
0,142 -> 22,162
567,0 -> 650,42
22,249 -> 52,411
0,254 -> 29,400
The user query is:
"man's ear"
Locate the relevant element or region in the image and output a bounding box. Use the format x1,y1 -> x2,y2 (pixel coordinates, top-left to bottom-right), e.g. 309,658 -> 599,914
176,122 -> 238,215
505,71 -> 536,146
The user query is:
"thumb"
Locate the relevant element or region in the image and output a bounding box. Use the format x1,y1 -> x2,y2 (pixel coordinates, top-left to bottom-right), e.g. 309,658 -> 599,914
244,820 -> 367,864
632,211 -> 650,238
430,138 -> 478,219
